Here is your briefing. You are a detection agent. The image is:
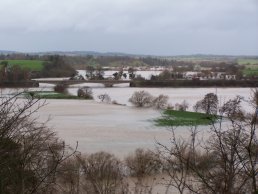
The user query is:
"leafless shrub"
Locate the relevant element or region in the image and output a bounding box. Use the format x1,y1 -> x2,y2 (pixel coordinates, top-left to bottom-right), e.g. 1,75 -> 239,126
56,155 -> 81,194
175,100 -> 189,111
194,93 -> 218,115
153,94 -> 169,109
98,93 -> 111,103
78,152 -> 124,194
77,87 -> 93,99
125,148 -> 162,194
129,91 -> 154,107
54,83 -> 68,94
125,148 -> 161,178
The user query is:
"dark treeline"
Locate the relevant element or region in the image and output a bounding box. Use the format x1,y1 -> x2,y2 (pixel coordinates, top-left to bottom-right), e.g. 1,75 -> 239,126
130,80 -> 258,88
0,55 -> 77,83
0,53 -> 242,69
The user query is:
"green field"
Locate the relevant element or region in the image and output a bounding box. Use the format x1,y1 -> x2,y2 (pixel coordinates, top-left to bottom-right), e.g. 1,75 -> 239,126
23,91 -> 92,100
0,60 -> 45,71
243,68 -> 258,76
237,59 -> 258,65
155,110 -> 217,126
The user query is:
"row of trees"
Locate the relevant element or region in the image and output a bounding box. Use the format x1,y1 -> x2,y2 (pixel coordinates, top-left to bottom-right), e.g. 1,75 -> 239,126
40,56 -> 76,78
0,61 -> 31,82
129,90 -> 169,109
0,56 -> 77,83
128,90 -> 221,116
84,66 -> 137,80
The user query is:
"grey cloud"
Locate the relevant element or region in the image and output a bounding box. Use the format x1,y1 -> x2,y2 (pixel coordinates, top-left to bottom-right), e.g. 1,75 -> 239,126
0,0 -> 257,55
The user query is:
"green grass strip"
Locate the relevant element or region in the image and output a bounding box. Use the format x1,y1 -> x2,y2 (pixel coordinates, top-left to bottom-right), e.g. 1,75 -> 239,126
0,60 -> 45,71
155,109 -> 218,126
23,91 -> 92,100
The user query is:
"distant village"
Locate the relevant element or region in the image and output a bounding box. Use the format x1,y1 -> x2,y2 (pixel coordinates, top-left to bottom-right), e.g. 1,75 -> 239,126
103,64 -> 239,81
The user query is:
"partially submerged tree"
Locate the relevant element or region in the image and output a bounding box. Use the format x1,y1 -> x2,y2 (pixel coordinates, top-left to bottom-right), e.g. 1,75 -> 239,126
77,87 -> 93,99
86,65 -> 95,80
153,94 -> 169,109
98,93 -> 111,103
54,83 -> 68,94
125,148 -> 161,194
175,100 -> 189,111
129,90 -> 154,107
78,152 -> 123,194
194,93 -> 218,115
128,67 -> 136,79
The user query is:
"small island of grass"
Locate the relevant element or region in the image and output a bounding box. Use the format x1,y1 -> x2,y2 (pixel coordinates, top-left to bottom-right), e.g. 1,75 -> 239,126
155,109 -> 218,126
24,91 -> 92,100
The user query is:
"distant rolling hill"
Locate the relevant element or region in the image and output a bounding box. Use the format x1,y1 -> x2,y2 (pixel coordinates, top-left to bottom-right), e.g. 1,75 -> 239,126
0,50 -> 17,55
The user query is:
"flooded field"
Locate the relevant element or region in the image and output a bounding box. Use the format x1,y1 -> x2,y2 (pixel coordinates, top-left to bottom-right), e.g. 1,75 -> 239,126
1,86 -> 254,157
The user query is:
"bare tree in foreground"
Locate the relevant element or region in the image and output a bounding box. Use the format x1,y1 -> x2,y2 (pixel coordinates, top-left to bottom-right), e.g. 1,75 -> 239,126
125,148 -> 161,194
77,152 -> 124,194
157,92 -> 258,194
0,92 -> 76,194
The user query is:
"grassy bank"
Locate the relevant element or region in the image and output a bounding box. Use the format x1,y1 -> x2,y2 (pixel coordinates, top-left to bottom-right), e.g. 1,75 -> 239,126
24,91 -> 91,100
237,58 -> 258,65
0,60 -> 44,71
155,109 -> 217,126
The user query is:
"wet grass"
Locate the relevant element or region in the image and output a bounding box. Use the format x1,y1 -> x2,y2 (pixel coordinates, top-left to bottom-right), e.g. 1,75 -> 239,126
155,109 -> 217,126
24,91 -> 91,100
237,59 -> 258,65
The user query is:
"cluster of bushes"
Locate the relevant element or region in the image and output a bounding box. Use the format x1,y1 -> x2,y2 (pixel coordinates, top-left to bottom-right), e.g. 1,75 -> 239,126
40,55 -> 76,78
129,90 -> 190,111
0,61 -> 31,82
77,87 -> 94,99
129,90 -> 169,109
55,148 -> 163,194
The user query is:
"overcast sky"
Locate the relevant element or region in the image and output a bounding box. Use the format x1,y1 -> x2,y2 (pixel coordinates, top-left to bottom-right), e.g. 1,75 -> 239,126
0,0 -> 257,55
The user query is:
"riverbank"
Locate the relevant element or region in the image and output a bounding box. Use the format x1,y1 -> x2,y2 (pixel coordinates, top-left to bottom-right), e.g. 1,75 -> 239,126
0,81 -> 39,88
130,80 -> 258,87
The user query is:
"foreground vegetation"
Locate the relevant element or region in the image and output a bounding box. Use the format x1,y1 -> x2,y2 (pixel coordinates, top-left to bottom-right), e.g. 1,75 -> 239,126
1,89 -> 258,194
